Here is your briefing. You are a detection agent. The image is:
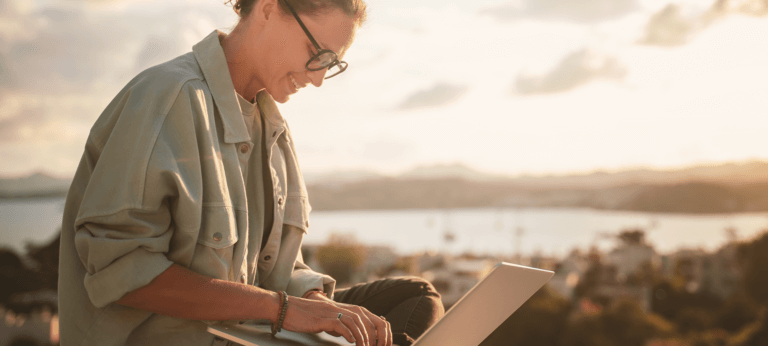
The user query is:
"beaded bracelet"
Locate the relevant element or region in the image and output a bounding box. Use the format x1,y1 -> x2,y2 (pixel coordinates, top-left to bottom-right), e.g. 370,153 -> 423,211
271,291 -> 289,336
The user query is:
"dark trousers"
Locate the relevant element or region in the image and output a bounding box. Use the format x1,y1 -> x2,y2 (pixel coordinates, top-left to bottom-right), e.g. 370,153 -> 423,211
333,277 -> 445,346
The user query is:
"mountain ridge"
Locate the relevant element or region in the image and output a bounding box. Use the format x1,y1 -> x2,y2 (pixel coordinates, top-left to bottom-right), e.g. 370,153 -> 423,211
3,161 -> 768,213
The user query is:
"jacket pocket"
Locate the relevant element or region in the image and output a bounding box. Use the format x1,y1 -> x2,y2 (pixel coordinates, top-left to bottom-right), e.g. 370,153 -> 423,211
197,205 -> 239,248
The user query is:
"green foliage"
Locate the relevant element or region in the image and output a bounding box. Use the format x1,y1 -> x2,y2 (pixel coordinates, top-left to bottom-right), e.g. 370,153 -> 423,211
316,233 -> 367,285
0,232 -> 59,309
686,329 -> 729,346
573,248 -> 604,299
651,279 -> 722,326
729,312 -> 768,346
562,299 -> 675,346
618,229 -> 646,246
736,231 -> 768,306
715,295 -> 761,333
480,285 -> 571,346
675,307 -> 715,334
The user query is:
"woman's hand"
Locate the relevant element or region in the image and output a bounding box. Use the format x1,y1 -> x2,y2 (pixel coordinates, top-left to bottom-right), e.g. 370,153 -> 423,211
281,297 -> 373,346
301,291 -> 392,346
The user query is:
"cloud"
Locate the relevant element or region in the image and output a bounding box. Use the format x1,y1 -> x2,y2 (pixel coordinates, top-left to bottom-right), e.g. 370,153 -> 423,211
134,34 -> 192,72
7,7 -> 124,94
0,105 -> 49,143
0,0 -> 35,42
639,0 -> 768,47
514,48 -> 627,95
0,0 -> 235,153
0,52 -> 15,93
361,135 -> 416,161
479,0 -> 641,23
397,83 -> 469,110
639,4 -> 712,47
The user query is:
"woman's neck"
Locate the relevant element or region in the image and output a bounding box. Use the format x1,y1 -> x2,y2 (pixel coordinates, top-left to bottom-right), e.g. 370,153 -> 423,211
221,22 -> 265,101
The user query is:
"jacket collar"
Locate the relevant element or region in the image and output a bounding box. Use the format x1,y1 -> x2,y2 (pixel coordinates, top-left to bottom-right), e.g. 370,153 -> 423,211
256,90 -> 286,141
193,30 -> 250,144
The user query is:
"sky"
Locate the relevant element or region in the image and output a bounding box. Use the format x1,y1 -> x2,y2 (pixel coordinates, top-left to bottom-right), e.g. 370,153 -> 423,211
1,0 -> 767,178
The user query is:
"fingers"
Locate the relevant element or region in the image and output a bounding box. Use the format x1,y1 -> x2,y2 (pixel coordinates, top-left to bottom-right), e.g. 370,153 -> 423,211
353,307 -> 377,346
349,306 -> 391,346
326,316 -> 356,345
338,313 -> 368,346
371,314 -> 391,346
380,318 -> 392,346
285,297 -> 377,346
360,310 -> 389,346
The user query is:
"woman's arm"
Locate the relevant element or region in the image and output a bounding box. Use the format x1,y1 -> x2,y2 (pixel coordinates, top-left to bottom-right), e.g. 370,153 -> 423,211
116,264 -> 279,321
116,264 -> 372,346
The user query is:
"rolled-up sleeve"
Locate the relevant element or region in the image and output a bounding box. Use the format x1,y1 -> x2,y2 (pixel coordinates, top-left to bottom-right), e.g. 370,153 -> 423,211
74,209 -> 175,308
72,79 -> 207,308
287,249 -> 336,300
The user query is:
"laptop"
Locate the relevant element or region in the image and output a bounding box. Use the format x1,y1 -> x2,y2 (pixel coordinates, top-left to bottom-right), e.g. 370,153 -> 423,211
208,262 -> 554,346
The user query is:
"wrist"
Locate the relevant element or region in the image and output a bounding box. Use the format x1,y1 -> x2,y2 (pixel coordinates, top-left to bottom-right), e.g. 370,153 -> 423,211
302,289 -> 328,300
271,291 -> 288,336
266,290 -> 282,324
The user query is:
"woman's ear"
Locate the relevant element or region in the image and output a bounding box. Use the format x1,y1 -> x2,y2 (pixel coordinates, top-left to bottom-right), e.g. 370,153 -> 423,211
253,0 -> 281,23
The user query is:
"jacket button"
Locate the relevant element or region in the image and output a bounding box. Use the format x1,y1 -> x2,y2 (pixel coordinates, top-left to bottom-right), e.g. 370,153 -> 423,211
272,131 -> 277,137
240,274 -> 246,283
264,255 -> 271,261
213,232 -> 223,241
240,144 -> 249,153
277,197 -> 283,205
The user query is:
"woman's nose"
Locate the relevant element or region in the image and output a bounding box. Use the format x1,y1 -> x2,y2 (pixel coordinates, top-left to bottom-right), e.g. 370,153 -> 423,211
307,69 -> 326,87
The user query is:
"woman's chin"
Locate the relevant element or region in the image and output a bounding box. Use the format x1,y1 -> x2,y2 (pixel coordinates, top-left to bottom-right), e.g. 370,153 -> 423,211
268,86 -> 292,104
274,94 -> 290,103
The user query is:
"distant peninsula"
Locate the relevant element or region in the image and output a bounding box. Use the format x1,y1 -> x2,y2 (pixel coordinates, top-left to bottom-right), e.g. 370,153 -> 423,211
4,161 -> 768,214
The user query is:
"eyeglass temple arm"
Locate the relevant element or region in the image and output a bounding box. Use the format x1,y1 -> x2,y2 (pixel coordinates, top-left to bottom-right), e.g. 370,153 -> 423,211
280,0 -> 324,52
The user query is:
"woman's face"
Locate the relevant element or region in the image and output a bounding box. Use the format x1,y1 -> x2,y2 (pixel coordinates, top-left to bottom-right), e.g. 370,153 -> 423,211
252,4 -> 358,103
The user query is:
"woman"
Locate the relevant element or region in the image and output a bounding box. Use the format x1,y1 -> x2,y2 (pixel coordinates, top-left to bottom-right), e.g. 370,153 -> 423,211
57,0 -> 444,345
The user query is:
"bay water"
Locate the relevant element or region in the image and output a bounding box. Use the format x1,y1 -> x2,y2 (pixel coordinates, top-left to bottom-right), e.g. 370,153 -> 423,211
3,197 -> 768,257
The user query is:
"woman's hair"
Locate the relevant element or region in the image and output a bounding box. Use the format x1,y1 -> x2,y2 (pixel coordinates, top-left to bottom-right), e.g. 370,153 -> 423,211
226,0 -> 367,26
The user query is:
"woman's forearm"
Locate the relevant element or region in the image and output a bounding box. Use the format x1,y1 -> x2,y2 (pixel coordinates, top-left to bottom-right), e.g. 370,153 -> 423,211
116,264 -> 280,322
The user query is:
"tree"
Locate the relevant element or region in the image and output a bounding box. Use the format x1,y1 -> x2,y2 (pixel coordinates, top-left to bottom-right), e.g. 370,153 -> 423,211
736,230 -> 768,306
562,299 -> 675,346
618,229 -> 646,246
316,232 -> 367,285
479,285 -> 571,346
650,278 -> 722,330
714,294 -> 761,333
730,313 -> 768,346
24,231 -> 60,291
573,246 -> 605,299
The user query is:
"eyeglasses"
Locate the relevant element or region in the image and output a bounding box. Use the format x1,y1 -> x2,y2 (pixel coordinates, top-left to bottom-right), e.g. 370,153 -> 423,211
281,0 -> 348,79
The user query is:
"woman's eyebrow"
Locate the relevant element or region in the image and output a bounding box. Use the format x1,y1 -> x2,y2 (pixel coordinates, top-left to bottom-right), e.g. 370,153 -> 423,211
308,35 -> 333,51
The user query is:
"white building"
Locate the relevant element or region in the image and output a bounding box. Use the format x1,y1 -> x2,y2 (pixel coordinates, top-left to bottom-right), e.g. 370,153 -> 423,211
423,258 -> 496,308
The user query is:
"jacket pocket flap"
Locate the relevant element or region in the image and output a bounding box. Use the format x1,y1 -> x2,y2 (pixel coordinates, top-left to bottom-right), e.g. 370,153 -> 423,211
198,206 -> 238,248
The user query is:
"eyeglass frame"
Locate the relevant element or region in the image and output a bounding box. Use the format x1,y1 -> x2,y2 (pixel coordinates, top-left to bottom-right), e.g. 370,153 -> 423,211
280,0 -> 348,79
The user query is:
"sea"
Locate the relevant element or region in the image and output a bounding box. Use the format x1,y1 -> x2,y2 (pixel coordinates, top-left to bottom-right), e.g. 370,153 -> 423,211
3,197 -> 768,257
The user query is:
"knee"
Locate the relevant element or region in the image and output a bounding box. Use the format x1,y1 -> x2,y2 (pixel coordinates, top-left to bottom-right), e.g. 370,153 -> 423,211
416,277 -> 441,300
396,276 -> 441,298
383,276 -> 445,317
406,276 -> 445,316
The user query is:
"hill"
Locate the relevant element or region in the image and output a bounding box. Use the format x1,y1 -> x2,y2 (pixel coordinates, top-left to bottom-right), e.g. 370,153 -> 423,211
0,172 -> 71,198
4,161 -> 768,213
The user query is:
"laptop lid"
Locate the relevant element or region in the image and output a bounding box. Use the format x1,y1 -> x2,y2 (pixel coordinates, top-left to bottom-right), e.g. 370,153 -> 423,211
412,262 -> 554,346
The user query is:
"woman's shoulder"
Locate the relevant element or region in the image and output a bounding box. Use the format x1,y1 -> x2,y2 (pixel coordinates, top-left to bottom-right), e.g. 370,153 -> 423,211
126,52 -> 208,100
89,53 -> 210,147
